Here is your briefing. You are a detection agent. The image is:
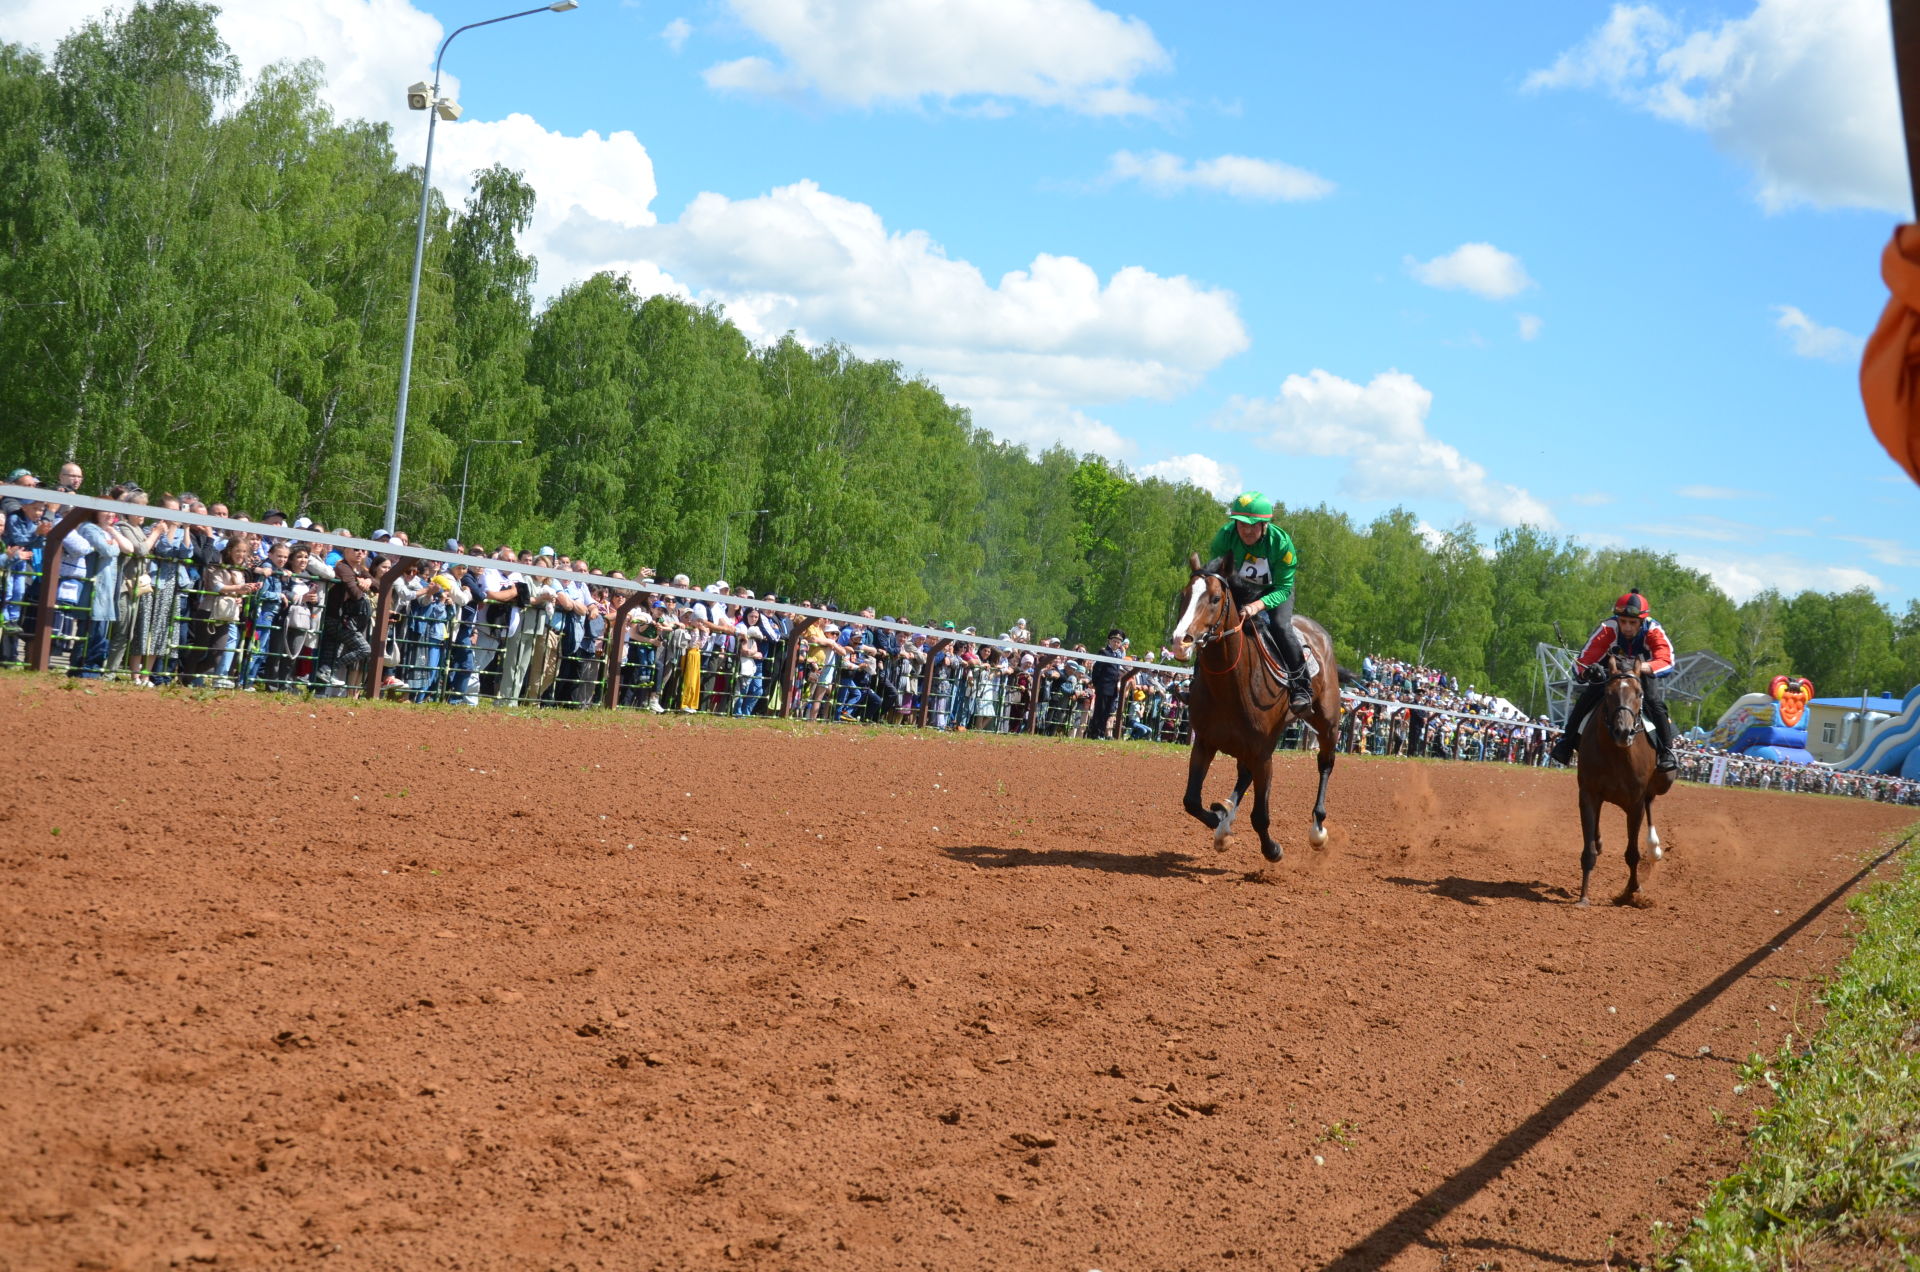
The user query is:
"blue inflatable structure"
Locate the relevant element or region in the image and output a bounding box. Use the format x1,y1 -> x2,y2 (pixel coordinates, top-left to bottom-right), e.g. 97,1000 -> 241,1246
1833,685 -> 1920,777
1707,677 -> 1817,765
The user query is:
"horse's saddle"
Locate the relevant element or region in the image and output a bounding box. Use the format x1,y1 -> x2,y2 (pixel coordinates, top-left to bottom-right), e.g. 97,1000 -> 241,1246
1253,617 -> 1319,684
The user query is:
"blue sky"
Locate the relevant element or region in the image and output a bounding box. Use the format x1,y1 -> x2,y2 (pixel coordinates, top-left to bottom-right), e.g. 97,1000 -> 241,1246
6,0 -> 1917,605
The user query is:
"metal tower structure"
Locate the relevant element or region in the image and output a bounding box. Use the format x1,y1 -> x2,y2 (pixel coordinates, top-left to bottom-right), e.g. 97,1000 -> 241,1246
1535,643 -> 1735,728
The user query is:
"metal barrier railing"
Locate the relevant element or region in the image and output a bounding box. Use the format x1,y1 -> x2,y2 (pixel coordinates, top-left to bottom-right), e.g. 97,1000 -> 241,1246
14,485 -> 1907,800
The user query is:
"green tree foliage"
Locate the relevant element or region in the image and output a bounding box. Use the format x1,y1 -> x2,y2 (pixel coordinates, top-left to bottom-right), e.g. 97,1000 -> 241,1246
3,0 -> 1915,717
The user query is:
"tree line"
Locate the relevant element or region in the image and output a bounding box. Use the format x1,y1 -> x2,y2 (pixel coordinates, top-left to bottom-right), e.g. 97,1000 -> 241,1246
3,2 -> 1916,722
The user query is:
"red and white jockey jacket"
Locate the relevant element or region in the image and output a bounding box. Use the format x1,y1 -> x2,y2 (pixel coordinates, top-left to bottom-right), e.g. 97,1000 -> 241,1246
1573,617 -> 1674,678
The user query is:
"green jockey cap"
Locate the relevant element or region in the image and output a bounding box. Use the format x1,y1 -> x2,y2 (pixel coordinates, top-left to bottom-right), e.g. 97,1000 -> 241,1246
1227,491 -> 1273,524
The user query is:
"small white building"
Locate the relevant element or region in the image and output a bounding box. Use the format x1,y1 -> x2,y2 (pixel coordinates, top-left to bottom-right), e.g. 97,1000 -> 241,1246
1804,694 -> 1906,763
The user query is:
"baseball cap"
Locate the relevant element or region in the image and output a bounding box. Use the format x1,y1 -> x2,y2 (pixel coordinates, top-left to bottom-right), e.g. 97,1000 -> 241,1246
371,528 -> 392,541
540,545 -> 556,557
293,516 -> 313,529
445,538 -> 461,552
7,467 -> 35,483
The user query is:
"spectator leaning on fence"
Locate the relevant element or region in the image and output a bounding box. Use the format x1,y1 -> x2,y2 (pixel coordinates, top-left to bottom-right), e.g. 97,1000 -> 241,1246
66,500 -> 122,679
310,540 -> 370,695
180,534 -> 257,686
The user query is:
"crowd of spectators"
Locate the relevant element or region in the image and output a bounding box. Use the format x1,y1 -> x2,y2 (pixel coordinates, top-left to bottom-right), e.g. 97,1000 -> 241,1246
1338,655 -> 1552,764
4,469 -> 1914,804
1672,739 -> 1919,804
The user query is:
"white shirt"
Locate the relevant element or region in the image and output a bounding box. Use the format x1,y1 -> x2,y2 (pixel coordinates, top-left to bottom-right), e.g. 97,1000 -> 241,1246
477,566 -> 522,643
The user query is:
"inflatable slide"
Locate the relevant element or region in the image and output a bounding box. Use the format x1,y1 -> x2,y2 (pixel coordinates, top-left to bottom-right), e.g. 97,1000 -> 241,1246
1832,684 -> 1920,778
1706,676 -> 1816,764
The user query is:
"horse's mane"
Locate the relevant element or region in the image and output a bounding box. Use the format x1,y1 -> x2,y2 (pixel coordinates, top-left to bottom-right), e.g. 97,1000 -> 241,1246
1200,559 -> 1258,609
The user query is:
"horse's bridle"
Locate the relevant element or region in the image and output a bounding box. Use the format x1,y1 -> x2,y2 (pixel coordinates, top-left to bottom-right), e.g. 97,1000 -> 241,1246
1600,658 -> 1645,744
1188,573 -> 1247,670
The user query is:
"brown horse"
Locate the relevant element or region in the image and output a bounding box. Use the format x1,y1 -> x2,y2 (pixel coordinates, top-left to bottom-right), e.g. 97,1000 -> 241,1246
1574,650 -> 1674,906
1167,555 -> 1346,863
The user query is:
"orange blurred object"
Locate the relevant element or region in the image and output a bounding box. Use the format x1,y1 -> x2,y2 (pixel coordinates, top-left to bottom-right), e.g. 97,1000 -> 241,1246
1863,224 -> 1920,486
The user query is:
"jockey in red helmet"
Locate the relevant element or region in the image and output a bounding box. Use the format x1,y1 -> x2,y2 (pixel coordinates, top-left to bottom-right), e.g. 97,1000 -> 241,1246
1548,590 -> 1677,771
1205,491 -> 1313,711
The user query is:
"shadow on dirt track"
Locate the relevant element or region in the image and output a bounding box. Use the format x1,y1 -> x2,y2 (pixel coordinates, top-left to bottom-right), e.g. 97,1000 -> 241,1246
940,842 -> 1234,880
1383,875 -> 1573,906
1322,832 -> 1915,1272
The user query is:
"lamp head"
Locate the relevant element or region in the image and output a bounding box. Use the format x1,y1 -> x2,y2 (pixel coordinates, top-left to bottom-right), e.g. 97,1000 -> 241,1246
549,1 -> 580,10
406,81 -> 432,110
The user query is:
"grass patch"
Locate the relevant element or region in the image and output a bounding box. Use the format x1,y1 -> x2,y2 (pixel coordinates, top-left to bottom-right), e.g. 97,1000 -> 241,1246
1666,822 -> 1920,1271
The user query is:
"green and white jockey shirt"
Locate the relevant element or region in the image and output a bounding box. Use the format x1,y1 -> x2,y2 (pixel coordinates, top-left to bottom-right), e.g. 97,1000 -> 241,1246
1206,521 -> 1298,607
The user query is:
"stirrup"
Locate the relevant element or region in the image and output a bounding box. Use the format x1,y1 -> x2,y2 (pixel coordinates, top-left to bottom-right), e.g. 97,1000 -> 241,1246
1655,746 -> 1677,772
1286,669 -> 1313,710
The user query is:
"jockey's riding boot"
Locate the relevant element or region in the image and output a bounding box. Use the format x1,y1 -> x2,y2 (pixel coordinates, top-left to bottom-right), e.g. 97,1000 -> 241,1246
1286,666 -> 1314,712
1655,741 -> 1678,773
1548,732 -> 1577,767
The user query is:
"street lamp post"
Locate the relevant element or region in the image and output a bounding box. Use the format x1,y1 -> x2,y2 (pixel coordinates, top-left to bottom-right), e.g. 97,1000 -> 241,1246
721,508 -> 770,584
455,438 -> 523,544
383,0 -> 579,539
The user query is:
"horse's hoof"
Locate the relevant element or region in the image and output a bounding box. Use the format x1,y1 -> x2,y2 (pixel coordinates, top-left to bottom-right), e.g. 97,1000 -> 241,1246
1260,841 -> 1283,864
1307,822 -> 1328,848
1575,896 -> 1591,908
1614,890 -> 1655,910
1208,803 -> 1233,851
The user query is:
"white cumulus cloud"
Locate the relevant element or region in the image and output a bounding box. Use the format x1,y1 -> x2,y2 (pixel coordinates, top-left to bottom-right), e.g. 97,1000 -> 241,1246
555,180 -> 1249,453
702,0 -> 1170,114
1221,369 -> 1557,528
1138,453 -> 1242,499
1526,0 -> 1908,214
1774,304 -> 1864,362
1517,313 -> 1544,341
1,0 -> 661,304
6,0 -> 1240,456
1407,243 -> 1535,301
1105,150 -> 1334,201
1673,550 -> 1885,601
661,18 -> 692,53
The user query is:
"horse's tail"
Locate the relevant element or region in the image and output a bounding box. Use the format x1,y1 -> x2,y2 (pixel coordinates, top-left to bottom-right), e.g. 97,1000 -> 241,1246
1337,665 -> 1361,688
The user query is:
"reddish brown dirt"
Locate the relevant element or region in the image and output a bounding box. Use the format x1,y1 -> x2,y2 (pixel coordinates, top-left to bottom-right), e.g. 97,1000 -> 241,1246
1,679 -> 1913,1272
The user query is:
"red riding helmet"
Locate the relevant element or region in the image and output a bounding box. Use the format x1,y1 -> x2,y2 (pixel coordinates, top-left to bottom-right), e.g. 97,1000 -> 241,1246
1612,590 -> 1650,620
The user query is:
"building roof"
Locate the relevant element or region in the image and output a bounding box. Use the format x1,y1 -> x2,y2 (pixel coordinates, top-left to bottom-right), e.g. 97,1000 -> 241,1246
1809,696 -> 1907,712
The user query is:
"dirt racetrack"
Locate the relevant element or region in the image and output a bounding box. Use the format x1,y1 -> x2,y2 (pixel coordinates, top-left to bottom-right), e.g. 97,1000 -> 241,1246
2,679 -> 1915,1272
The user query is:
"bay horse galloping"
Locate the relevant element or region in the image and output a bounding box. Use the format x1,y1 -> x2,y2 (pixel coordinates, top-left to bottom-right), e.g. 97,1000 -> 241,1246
1574,650 -> 1673,907
1167,554 -> 1347,863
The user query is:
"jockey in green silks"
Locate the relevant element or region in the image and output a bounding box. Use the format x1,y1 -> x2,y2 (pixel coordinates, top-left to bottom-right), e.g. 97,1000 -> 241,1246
1206,491 -> 1312,711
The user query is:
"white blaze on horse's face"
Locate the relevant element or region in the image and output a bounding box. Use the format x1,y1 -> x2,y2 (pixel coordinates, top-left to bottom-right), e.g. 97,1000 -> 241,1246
1170,577 -> 1208,647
